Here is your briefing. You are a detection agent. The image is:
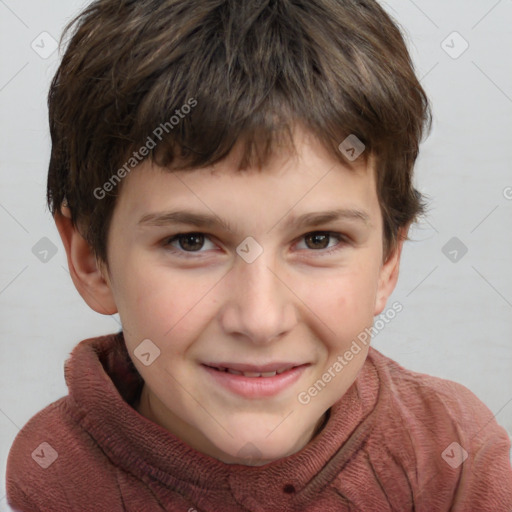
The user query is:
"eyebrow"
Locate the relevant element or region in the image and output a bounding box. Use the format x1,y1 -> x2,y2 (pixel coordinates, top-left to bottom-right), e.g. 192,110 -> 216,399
137,208 -> 371,232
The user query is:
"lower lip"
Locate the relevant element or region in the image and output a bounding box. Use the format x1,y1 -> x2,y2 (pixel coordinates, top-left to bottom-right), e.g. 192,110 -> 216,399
202,364 -> 308,398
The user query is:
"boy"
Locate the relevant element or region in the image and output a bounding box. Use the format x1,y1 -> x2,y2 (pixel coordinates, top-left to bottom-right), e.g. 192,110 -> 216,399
6,0 -> 512,510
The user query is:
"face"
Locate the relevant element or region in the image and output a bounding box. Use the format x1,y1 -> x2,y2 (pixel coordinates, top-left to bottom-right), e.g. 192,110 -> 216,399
92,126 -> 401,465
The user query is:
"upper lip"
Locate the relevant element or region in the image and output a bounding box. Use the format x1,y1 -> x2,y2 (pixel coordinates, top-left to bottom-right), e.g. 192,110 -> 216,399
203,362 -> 307,373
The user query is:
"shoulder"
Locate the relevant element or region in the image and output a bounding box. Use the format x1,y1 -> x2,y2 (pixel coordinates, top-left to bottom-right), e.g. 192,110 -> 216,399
6,396 -> 122,510
365,347 -> 512,507
367,346 -> 504,439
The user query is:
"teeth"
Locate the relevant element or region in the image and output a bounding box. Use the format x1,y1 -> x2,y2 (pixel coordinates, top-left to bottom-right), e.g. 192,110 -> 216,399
243,371 -> 263,377
217,367 -> 286,377
217,368 -> 289,377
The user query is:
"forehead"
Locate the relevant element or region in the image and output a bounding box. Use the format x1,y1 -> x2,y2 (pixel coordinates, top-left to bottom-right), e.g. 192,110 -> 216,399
113,130 -> 379,228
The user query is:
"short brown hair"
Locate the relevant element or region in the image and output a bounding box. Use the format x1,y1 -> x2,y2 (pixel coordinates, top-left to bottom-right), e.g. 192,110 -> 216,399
47,0 -> 432,266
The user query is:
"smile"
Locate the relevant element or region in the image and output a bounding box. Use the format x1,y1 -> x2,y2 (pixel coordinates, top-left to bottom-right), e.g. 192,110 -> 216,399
202,363 -> 310,398
205,365 -> 297,378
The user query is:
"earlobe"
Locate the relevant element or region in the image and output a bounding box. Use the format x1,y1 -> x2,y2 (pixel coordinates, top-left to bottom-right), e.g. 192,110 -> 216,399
54,205 -> 118,315
373,228 -> 407,316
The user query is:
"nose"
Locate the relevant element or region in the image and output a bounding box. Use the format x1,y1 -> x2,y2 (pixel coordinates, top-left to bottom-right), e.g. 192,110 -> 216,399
218,247 -> 297,345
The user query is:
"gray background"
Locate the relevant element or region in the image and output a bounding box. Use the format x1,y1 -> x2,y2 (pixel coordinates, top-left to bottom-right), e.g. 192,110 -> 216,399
1,0 -> 511,508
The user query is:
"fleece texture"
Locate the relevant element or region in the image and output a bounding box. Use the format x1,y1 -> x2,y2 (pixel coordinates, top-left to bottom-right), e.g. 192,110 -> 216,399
6,331 -> 512,511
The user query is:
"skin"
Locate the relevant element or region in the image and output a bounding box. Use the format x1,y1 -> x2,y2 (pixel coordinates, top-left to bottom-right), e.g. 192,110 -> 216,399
55,125 -> 406,466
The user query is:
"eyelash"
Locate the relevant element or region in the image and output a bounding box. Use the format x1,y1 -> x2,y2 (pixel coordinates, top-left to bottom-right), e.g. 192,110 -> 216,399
161,231 -> 349,258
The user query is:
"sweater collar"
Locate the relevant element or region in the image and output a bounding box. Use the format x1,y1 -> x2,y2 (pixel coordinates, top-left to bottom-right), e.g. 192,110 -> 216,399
64,331 -> 382,509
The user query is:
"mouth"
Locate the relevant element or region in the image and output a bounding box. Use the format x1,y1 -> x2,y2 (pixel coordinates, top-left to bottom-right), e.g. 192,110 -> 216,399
202,362 -> 310,398
203,363 -> 301,378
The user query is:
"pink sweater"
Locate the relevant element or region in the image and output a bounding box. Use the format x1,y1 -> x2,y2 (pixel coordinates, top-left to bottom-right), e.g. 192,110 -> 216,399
6,332 -> 512,511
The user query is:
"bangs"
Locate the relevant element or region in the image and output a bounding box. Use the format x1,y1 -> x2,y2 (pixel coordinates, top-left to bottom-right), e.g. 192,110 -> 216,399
47,0 -> 431,265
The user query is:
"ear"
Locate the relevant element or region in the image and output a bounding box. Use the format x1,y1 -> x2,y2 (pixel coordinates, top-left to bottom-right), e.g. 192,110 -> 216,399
373,226 -> 408,316
54,205 -> 118,315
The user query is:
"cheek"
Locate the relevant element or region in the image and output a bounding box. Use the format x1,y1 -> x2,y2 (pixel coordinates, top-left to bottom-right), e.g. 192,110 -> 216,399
109,261 -> 172,341
117,262 -> 216,348
327,266 -> 379,316
310,266 -> 379,352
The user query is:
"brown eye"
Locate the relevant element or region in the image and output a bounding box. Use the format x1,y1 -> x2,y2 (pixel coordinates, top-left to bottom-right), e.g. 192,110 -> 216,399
295,231 -> 348,256
176,233 -> 205,251
162,232 -> 217,258
304,233 -> 331,250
